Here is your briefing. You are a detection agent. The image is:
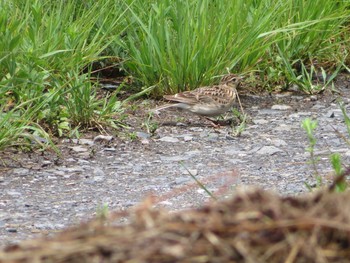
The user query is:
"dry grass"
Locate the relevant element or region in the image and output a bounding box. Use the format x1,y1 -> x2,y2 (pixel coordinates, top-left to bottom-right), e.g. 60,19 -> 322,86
1,185 -> 350,262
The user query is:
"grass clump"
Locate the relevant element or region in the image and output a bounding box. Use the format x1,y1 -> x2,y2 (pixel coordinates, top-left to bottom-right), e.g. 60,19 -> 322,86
122,0 -> 279,95
0,0 -> 128,149
263,0 -> 350,93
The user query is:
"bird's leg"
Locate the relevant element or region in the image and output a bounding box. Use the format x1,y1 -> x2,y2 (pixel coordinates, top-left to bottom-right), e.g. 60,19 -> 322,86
204,117 -> 221,128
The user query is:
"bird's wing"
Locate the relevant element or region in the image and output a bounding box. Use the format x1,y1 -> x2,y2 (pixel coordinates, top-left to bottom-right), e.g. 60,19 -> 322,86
164,86 -> 218,105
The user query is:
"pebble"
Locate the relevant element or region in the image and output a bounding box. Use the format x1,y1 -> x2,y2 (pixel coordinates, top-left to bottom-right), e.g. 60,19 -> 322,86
291,96 -> 304,100
271,139 -> 288,147
93,176 -> 105,183
104,147 -> 117,152
93,135 -> 113,142
182,169 -> 198,176
42,160 -> 52,166
252,119 -> 269,125
175,177 -> 191,184
6,228 -> 17,233
183,136 -> 193,141
256,146 -> 283,155
325,110 -> 335,118
160,155 -> 188,162
271,104 -> 292,110
93,168 -> 105,177
311,104 -> 325,110
79,139 -> 95,145
12,168 -> 30,176
274,124 -> 294,131
70,146 -> 88,153
257,109 -> 282,115
136,132 -> 150,139
158,136 -> 180,143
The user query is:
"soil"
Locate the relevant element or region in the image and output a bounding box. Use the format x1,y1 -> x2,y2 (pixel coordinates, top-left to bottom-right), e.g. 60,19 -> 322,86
1,75 -> 350,248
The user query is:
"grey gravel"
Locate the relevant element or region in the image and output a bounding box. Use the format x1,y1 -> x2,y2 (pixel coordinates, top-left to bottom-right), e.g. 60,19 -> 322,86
1,79 -> 350,248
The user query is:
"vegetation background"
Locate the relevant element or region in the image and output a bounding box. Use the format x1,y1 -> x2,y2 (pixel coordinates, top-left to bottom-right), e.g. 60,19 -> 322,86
0,0 -> 349,149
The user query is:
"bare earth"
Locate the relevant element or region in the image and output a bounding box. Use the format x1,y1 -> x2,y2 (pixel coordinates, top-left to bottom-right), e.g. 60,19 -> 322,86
1,75 -> 350,248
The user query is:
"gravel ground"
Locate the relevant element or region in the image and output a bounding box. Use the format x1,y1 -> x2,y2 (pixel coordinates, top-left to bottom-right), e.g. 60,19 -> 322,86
1,76 -> 350,248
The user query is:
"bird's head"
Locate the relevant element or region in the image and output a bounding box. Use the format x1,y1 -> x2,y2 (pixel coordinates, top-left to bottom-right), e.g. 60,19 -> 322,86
220,74 -> 243,86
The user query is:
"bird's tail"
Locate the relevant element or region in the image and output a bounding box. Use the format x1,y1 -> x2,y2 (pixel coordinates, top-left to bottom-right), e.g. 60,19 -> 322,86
149,104 -> 178,115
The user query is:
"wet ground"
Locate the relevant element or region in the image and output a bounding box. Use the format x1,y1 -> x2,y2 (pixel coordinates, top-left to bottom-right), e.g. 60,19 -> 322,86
1,75 -> 350,247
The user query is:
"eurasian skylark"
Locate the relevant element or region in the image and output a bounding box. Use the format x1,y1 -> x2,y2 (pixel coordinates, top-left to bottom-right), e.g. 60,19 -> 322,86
153,74 -> 242,117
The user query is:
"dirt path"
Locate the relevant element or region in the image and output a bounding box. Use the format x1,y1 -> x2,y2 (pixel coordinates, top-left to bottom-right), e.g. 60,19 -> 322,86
1,76 -> 350,247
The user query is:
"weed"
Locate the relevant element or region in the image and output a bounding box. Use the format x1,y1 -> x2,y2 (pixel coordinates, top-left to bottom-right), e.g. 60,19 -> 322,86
96,203 -> 109,221
228,109 -> 248,137
302,118 -> 322,187
128,132 -> 137,141
143,112 -> 158,135
180,162 -> 217,200
302,102 -> 350,192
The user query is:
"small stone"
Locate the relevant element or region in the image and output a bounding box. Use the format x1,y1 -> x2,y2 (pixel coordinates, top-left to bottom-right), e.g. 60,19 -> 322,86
271,139 -> 288,147
41,160 -> 52,167
257,109 -> 282,115
291,96 -> 304,100
12,168 -> 30,176
93,176 -> 105,183
6,228 -> 17,233
6,191 -> 22,196
136,132 -> 150,139
275,124 -> 294,131
70,146 -> 88,153
311,104 -> 325,110
182,169 -> 198,176
325,110 -> 335,118
183,136 -> 193,142
275,93 -> 292,98
93,135 -> 113,142
160,155 -> 188,162
256,146 -> 283,155
252,119 -> 269,125
79,139 -> 94,145
159,200 -> 172,206
32,135 -> 49,144
185,150 -> 201,157
271,104 -> 292,110
159,136 -> 180,143
175,177 -> 190,184
208,133 -> 219,141
104,147 -> 116,151
288,84 -> 300,92
141,139 -> 150,144
58,167 -> 84,173
93,168 -> 105,177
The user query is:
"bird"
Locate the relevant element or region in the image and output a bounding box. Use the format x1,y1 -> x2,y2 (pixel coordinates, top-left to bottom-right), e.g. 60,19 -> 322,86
152,74 -> 242,118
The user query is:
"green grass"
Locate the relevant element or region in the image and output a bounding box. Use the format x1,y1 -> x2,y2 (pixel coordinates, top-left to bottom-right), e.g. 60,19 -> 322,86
0,0 -> 349,150
0,0 -> 128,148
122,0 -> 280,95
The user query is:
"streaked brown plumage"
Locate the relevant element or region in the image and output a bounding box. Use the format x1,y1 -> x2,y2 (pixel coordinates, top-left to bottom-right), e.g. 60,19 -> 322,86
153,74 -> 242,117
